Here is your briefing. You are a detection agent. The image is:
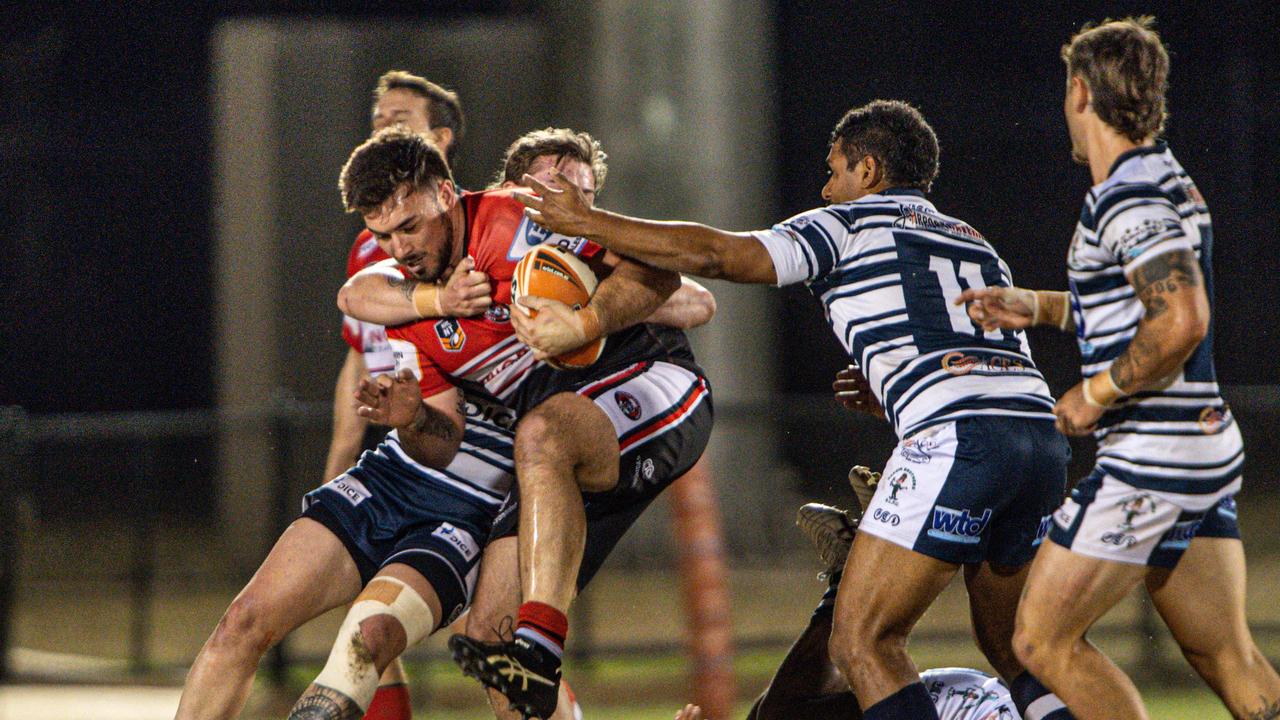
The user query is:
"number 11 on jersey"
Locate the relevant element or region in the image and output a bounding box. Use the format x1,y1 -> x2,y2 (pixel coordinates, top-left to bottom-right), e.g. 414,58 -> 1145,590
929,255 -> 1003,340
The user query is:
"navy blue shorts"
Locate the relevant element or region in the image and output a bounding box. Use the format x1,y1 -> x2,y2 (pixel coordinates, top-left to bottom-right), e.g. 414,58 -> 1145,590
302,439 -> 506,626
860,416 -> 1071,566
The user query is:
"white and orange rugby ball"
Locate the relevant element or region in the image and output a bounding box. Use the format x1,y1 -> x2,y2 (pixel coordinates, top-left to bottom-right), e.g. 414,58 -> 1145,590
511,244 -> 606,370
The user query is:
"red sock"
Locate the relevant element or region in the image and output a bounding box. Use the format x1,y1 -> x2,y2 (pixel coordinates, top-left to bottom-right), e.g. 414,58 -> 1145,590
362,683 -> 411,720
515,601 -> 568,656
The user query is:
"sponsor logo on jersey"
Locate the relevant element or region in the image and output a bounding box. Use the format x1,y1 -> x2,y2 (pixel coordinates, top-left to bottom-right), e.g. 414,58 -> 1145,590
484,304 -> 511,323
893,204 -> 985,241
1116,492 -> 1157,530
463,397 -> 518,429
1199,405 -> 1228,434
326,475 -> 371,506
928,506 -> 992,544
884,468 -> 916,506
941,351 -> 1026,376
615,391 -> 642,421
1117,217 -> 1180,259
432,522 -> 479,561
435,318 -> 467,352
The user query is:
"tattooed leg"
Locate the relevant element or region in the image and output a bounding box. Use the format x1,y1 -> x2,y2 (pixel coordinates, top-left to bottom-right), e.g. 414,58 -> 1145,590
287,684 -> 363,720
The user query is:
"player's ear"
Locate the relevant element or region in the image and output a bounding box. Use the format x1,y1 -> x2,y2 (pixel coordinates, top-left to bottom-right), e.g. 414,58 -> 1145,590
431,127 -> 454,156
436,179 -> 458,209
1069,75 -> 1090,115
860,154 -> 885,191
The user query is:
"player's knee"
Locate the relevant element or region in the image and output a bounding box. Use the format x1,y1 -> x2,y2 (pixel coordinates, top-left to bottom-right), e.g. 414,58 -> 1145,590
514,404 -> 575,467
349,613 -> 408,669
1012,620 -> 1060,676
210,594 -> 279,659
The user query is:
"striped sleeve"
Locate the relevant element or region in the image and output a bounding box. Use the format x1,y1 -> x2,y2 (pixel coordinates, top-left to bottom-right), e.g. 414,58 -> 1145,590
1095,183 -> 1193,273
752,207 -> 845,286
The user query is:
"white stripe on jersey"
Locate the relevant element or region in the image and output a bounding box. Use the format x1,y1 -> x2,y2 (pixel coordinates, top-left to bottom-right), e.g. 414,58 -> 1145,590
1067,142 -> 1241,494
753,191 -> 1054,438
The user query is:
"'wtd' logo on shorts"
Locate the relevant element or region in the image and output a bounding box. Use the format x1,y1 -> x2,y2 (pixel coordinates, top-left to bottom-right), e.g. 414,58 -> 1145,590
884,468 -> 916,506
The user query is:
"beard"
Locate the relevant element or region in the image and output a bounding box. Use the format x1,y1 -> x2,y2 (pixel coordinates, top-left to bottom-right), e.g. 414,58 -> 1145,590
402,206 -> 457,282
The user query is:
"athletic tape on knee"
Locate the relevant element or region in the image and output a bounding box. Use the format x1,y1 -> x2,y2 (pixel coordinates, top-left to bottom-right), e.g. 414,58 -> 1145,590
314,577 -> 436,710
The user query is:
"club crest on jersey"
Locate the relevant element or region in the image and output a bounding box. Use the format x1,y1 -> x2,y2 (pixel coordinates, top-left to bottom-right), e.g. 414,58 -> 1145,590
615,391 -> 642,421
1199,405 -> 1228,434
484,304 -> 511,323
435,318 -> 466,352
884,468 -> 916,505
900,427 -> 940,464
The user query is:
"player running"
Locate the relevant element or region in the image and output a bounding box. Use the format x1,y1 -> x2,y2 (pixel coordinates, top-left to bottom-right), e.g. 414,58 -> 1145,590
334,127 -> 713,720
675,468 -> 1019,720
513,100 -> 1072,720
959,18 -> 1280,720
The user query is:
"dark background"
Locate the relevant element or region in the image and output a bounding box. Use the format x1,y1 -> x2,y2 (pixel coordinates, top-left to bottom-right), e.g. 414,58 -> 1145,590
3,0 -> 1277,413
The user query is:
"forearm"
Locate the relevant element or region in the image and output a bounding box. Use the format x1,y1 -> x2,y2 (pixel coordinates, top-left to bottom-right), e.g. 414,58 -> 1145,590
588,258 -> 681,336
1030,290 -> 1074,332
338,271 -> 441,325
394,401 -> 463,469
1106,315 -> 1202,396
583,208 -> 763,281
643,276 -> 717,329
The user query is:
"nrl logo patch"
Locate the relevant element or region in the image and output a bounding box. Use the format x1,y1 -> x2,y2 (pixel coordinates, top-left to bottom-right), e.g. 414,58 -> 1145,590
435,318 -> 466,352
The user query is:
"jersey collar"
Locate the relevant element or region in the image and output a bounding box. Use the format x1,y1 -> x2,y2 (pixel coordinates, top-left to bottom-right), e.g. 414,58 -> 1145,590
1106,139 -> 1168,180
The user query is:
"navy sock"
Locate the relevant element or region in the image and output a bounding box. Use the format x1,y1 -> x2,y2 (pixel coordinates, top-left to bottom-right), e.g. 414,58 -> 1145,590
1010,671 -> 1074,719
863,681 -> 939,720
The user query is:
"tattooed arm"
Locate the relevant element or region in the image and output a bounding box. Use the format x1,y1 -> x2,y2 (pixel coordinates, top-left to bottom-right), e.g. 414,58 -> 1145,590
1052,249 -> 1209,436
338,258 -> 492,325
1107,249 -> 1210,392
355,369 -> 465,467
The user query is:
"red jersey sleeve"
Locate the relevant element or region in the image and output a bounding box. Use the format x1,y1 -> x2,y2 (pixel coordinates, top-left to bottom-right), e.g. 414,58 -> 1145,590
386,323 -> 454,399
341,230 -> 393,350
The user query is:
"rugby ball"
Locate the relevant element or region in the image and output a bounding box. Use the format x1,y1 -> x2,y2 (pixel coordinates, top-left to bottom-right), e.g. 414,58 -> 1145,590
511,244 -> 606,369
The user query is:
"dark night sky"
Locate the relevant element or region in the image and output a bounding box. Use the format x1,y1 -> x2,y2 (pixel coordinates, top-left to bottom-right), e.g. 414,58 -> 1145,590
3,0 -> 1278,414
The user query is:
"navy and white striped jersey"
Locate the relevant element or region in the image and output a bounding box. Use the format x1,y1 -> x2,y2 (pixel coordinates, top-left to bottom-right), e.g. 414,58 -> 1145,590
1067,142 -> 1242,495
381,393 -> 515,507
923,668 -> 1019,720
754,189 -> 1055,439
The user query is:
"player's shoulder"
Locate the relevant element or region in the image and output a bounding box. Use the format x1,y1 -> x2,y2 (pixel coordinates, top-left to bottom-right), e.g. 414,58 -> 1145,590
464,187 -> 526,220
347,228 -> 390,277
1092,143 -> 1181,207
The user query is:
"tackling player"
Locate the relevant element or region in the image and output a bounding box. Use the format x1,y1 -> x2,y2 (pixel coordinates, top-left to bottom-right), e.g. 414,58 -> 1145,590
512,100 -> 1073,720
334,127 -> 713,720
959,18 -> 1280,720
677,468 -> 1019,720
322,70 -> 468,720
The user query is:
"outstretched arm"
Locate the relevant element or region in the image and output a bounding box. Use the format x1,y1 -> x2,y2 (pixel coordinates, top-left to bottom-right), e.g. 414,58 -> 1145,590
514,169 -> 778,284
338,258 -> 492,325
956,286 -> 1074,333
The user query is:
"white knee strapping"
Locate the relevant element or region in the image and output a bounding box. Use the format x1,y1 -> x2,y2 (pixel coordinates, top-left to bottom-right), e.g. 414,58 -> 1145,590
314,577 -> 436,710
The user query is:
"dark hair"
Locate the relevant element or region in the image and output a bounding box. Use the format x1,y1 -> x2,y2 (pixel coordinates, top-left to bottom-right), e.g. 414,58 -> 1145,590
830,100 -> 939,192
491,127 -> 609,193
373,70 -> 466,163
339,126 -> 454,215
1061,17 -> 1169,142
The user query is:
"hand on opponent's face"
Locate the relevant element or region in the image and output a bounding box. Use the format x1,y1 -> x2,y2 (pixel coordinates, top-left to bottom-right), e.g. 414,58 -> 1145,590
512,168 -> 595,238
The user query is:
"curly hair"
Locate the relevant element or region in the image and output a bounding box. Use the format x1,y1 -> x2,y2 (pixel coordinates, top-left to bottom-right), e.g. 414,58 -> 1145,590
1061,16 -> 1169,142
339,126 -> 454,215
830,100 -> 940,193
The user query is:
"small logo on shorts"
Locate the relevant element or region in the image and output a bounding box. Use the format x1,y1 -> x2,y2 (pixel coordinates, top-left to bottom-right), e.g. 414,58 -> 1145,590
432,522 -> 479,561
1033,514 -> 1053,546
900,429 -> 939,464
435,318 -> 466,352
873,508 -> 901,526
928,506 -> 992,544
884,468 -> 916,506
327,475 -> 370,506
1158,517 -> 1202,549
631,456 -> 656,485
1116,492 -> 1158,530
615,391 -> 642,421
